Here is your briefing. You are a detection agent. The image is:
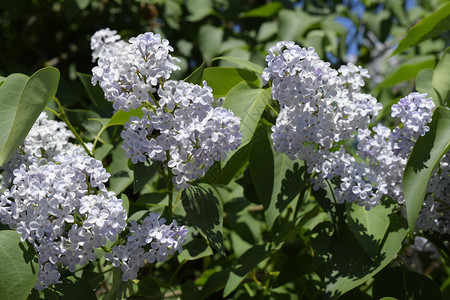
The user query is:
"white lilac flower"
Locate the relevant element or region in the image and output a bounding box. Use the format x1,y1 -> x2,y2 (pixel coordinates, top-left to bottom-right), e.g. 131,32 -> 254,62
105,212 -> 187,281
0,154 -> 127,290
0,113 -> 87,191
91,30 -> 180,111
265,41 -> 383,207
121,80 -> 242,190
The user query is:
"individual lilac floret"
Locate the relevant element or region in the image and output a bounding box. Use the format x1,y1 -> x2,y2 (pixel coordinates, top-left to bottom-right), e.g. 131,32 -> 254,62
121,80 -> 242,189
0,154 -> 127,290
105,212 -> 187,281
391,92 -> 435,157
91,30 -> 180,111
0,113 -> 87,190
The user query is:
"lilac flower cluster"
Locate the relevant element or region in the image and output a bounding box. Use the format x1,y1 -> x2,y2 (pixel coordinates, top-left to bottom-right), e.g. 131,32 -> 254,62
0,113 -> 86,190
91,29 -> 180,111
0,154 -> 127,290
121,80 -> 242,189
105,212 -> 187,281
263,41 -> 384,207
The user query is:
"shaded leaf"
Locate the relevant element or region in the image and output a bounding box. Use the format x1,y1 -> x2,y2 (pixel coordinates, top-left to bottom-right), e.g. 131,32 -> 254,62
184,60 -> 206,85
404,106 -> 450,232
133,160 -> 161,193
178,239 -> 213,261
76,72 -> 110,109
379,55 -> 435,88
182,183 -> 225,255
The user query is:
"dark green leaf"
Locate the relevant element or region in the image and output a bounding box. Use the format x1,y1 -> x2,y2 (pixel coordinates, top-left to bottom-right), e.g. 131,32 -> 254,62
184,60 -> 206,85
182,183 -> 225,255
178,239 -> 213,261
0,67 -> 60,166
0,230 -> 38,300
373,266 -> 443,300
133,160 -> 161,193
76,72 -> 110,108
223,245 -> 270,297
404,106 -> 450,232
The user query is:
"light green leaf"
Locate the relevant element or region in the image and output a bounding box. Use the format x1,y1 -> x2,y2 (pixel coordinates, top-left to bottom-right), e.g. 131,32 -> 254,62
415,68 -> 434,100
431,47 -> 450,106
404,106 -> 450,232
202,67 -> 260,98
239,2 -> 282,18
391,2 -> 450,56
0,230 -> 38,300
345,202 -> 393,260
324,212 -> 408,299
223,245 -> 270,297
198,25 -> 223,62
211,56 -> 264,74
182,183 -> 225,255
278,9 -> 320,42
185,0 -> 212,22
109,144 -> 133,194
379,55 -> 435,88
222,81 -> 271,166
0,67 -> 60,166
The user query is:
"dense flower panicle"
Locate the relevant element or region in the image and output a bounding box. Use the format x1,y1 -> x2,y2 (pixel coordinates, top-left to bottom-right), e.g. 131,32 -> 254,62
0,154 -> 127,290
264,41 -> 383,207
121,80 -> 242,189
0,113 -> 86,190
105,212 -> 187,281
390,92 -> 435,157
91,29 -> 180,111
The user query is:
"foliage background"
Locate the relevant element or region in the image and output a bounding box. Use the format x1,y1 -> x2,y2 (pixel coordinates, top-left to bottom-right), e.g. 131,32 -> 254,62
0,0 -> 449,299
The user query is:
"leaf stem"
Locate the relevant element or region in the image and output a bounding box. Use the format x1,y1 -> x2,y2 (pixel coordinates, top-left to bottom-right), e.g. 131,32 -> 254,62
46,97 -> 93,157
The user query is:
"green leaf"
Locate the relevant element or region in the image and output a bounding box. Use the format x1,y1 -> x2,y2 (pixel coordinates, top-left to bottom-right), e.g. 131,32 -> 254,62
324,212 -> 408,299
76,72 -> 110,109
223,245 -> 270,297
373,266 -> 443,300
278,9 -> 320,42
415,68 -> 435,100
0,67 -> 60,166
184,60 -> 206,85
0,230 -> 38,300
239,2 -> 282,18
403,106 -> 450,232
178,239 -> 213,261
249,124 -> 309,228
345,202 -> 393,260
52,276 -> 97,300
109,144 -> 133,194
198,25 -> 223,62
133,160 -> 161,193
137,277 -> 161,298
391,2 -> 450,56
182,183 -> 225,255
222,81 -> 271,166
211,56 -> 264,74
185,0 -> 212,22
379,55 -> 435,88
202,67 -> 260,98
431,47 -> 450,106
102,268 -> 138,300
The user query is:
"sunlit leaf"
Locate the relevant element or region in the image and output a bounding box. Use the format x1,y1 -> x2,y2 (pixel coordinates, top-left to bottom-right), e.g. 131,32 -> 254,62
404,106 -> 450,232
